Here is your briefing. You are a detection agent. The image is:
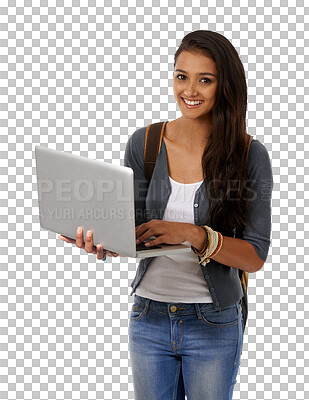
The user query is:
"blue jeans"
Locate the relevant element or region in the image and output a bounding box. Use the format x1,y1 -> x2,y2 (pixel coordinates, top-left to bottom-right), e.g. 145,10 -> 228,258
129,294 -> 243,400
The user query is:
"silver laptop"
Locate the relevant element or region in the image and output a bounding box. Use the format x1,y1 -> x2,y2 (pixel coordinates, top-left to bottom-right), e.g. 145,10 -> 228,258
35,145 -> 191,258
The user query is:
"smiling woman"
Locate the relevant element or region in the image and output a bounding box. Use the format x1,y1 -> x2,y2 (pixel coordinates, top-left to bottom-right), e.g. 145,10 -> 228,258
173,52 -> 218,119
128,30 -> 274,400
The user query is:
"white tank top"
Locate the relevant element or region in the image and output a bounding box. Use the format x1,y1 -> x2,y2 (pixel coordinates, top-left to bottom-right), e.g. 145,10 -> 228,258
135,175 -> 213,303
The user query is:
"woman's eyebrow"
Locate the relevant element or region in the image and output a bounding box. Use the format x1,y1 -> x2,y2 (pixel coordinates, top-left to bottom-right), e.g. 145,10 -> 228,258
175,68 -> 217,77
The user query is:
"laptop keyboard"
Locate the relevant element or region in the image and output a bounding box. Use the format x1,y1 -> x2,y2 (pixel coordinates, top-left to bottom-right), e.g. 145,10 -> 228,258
136,241 -> 162,251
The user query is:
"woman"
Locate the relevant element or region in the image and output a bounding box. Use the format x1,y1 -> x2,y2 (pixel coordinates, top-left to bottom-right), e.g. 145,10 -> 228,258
59,30 -> 273,399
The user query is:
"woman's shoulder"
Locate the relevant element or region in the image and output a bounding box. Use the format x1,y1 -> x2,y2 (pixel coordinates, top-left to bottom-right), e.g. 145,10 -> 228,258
126,126 -> 147,154
124,126 -> 148,169
248,136 -> 272,162
130,125 -> 148,139
247,135 -> 273,178
128,125 -> 148,148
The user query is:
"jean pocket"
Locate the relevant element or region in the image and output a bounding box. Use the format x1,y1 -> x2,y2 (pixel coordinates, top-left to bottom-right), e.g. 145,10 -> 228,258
129,302 -> 148,321
200,302 -> 239,327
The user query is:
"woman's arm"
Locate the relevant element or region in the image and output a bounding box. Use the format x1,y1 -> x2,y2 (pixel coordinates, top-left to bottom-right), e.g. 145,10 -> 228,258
187,139 -> 273,274
187,224 -> 264,273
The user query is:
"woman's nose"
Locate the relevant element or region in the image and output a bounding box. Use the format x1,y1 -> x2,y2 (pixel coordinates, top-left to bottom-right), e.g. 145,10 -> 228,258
184,91 -> 199,98
184,82 -> 198,97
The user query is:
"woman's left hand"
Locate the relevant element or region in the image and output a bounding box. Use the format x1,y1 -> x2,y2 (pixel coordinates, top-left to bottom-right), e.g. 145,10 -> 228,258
135,220 -> 190,247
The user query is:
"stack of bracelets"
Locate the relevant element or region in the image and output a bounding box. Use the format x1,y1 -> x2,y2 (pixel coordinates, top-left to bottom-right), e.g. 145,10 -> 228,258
191,225 -> 224,265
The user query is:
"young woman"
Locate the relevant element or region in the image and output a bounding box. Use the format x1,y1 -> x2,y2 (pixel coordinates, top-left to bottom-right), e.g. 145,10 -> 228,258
59,30 -> 273,399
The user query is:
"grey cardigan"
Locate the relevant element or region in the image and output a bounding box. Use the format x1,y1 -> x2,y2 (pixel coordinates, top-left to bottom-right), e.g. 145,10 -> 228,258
124,125 -> 273,311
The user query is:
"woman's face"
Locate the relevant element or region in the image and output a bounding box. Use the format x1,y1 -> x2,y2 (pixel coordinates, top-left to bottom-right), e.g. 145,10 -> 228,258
173,50 -> 218,121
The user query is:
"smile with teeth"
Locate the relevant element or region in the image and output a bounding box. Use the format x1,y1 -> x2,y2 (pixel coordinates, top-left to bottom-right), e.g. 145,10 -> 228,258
182,98 -> 204,105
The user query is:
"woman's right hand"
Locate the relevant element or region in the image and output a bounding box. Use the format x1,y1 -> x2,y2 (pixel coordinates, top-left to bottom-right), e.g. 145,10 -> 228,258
58,226 -> 119,260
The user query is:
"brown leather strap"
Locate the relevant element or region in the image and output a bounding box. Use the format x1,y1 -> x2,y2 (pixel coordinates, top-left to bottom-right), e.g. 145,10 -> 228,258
240,268 -> 249,293
144,121 -> 167,182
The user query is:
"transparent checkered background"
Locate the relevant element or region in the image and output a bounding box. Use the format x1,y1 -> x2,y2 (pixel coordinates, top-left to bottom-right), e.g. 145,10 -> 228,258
0,0 -> 308,399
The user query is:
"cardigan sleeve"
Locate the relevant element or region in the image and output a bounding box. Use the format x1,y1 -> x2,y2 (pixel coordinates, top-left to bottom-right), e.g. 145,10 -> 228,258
124,126 -> 149,227
241,139 -> 274,262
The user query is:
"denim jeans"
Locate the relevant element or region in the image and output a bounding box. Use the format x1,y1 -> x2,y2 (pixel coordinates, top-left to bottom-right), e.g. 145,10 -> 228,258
129,294 -> 243,400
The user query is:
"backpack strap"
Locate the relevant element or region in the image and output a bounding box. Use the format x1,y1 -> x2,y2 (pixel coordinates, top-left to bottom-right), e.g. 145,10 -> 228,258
144,121 -> 167,182
239,133 -> 253,293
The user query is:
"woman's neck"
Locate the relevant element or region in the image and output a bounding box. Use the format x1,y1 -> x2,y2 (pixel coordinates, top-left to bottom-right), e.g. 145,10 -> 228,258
172,116 -> 212,149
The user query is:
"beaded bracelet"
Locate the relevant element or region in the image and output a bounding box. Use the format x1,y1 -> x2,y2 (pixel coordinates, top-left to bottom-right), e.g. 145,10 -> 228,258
209,231 -> 223,258
192,225 -> 224,265
199,227 -> 217,264
201,231 -> 224,264
191,225 -> 209,255
199,227 -> 213,258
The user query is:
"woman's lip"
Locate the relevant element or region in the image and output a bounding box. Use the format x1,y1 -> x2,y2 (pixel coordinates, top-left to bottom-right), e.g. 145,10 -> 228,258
181,97 -> 204,108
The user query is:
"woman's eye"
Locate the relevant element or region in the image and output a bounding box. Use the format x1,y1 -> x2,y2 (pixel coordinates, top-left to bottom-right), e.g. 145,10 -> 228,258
176,74 -> 212,83
201,78 -> 212,83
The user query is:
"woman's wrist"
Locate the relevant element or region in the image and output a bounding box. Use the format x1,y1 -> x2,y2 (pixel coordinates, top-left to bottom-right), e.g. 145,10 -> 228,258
187,224 -> 207,252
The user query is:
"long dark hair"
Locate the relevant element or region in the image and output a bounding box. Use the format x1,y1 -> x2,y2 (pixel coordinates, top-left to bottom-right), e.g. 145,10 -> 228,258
174,30 -> 254,236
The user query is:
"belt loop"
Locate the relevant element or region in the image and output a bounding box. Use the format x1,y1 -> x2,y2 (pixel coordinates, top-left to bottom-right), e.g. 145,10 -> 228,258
144,298 -> 151,313
195,303 -> 202,320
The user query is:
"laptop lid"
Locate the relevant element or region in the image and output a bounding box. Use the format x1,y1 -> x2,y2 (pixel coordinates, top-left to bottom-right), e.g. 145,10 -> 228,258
35,145 -> 191,258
